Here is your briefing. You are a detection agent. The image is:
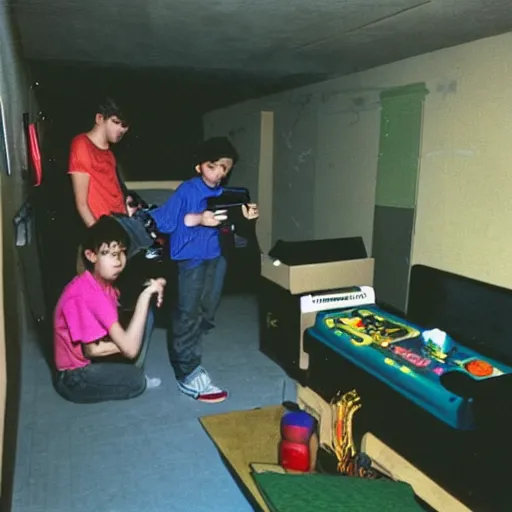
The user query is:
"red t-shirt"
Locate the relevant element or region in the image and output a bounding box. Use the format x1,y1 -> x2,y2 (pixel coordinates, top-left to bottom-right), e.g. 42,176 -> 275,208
68,133 -> 127,219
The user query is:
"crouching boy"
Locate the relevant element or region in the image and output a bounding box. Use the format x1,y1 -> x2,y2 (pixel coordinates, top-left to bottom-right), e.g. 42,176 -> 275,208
54,215 -> 165,403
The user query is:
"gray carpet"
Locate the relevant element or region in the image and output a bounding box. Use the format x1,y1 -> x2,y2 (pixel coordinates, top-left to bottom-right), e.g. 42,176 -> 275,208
12,294 -> 295,512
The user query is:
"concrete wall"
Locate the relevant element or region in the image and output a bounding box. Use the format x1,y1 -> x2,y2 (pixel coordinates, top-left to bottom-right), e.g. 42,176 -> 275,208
203,31 -> 512,289
0,5 -> 38,500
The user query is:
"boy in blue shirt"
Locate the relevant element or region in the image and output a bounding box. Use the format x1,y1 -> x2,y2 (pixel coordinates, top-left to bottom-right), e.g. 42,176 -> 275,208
150,137 -> 259,402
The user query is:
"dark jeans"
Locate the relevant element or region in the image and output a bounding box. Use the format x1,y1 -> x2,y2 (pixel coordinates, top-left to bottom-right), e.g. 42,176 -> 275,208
54,307 -> 155,404
169,256 -> 227,381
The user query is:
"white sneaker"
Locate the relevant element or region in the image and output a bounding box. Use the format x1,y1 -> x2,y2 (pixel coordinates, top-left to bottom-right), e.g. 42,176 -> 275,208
176,366 -> 228,403
145,375 -> 162,389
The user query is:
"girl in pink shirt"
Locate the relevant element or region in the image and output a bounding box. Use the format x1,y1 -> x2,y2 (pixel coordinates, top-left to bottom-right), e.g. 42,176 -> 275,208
54,216 -> 166,403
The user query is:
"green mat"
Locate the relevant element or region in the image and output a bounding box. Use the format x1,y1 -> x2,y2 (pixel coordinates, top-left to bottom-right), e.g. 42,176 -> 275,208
252,473 -> 424,512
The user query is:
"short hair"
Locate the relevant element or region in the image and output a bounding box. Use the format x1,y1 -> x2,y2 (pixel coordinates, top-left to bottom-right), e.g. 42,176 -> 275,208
81,216 -> 130,271
95,96 -> 129,125
193,137 -> 239,166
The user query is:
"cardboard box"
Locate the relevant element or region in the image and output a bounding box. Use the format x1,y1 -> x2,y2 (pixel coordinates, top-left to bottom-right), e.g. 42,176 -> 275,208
296,384 -> 335,450
259,237 -> 374,377
295,384 -> 470,512
261,256 -> 374,296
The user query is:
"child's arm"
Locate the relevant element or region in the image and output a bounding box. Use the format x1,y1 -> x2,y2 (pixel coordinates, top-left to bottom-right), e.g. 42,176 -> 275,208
106,278 -> 165,359
69,137 -> 97,227
184,210 -> 227,227
149,192 -> 184,234
232,203 -> 259,238
83,338 -> 121,358
71,174 -> 96,227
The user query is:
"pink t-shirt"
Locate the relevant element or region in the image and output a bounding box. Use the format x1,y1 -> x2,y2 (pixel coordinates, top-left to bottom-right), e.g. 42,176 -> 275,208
54,271 -> 120,371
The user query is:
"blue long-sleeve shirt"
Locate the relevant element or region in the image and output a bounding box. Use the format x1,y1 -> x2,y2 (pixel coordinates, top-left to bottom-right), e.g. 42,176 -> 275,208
150,177 -> 224,265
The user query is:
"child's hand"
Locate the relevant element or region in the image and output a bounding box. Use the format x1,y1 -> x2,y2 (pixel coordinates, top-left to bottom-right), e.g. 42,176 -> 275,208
184,210 -> 227,227
126,195 -> 141,217
200,211 -> 220,227
143,278 -> 166,308
242,203 -> 259,220
204,210 -> 228,226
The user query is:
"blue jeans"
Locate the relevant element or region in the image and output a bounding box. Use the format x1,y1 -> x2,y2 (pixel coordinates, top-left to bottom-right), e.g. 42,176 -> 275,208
111,213 -> 154,259
54,307 -> 155,403
169,256 -> 227,381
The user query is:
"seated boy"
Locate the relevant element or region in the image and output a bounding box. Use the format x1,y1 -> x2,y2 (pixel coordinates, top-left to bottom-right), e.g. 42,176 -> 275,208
54,215 -> 166,403
149,137 -> 259,403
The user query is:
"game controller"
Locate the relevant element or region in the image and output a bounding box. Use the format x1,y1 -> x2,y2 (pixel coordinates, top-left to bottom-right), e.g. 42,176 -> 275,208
207,187 -> 250,229
206,187 -> 250,211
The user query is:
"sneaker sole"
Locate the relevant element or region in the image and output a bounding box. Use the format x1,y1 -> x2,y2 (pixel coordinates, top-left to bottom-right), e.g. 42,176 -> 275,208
197,393 -> 228,404
176,384 -> 228,403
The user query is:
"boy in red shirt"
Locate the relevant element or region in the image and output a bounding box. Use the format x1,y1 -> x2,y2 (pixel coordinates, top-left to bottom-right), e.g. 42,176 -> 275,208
69,97 -> 129,227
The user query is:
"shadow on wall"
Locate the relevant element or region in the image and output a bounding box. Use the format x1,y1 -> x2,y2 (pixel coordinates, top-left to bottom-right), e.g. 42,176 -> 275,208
30,67 -> 207,182
1,6 -> 36,512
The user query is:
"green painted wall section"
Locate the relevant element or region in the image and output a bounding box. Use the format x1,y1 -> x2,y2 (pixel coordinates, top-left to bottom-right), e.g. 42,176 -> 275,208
375,83 -> 428,208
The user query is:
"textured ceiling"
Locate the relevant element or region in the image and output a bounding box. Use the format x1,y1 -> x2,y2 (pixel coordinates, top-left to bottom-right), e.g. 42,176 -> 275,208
11,0 -> 512,116
14,0 -> 512,77
11,0 -> 512,176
